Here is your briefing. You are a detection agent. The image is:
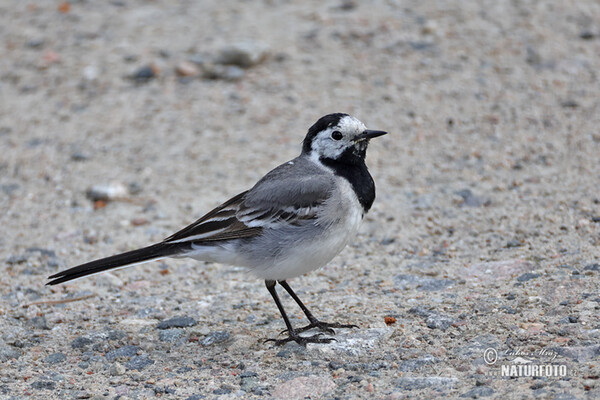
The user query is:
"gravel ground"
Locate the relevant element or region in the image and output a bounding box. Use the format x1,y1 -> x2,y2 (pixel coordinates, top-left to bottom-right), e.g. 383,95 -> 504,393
1,1 -> 600,399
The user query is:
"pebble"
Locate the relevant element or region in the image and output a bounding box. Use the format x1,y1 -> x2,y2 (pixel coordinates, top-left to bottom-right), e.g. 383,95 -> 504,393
0,344 -> 21,362
71,336 -> 94,349
30,381 -> 56,390
308,328 -> 391,357
6,254 -> 28,265
506,239 -> 522,248
455,189 -> 491,207
156,316 -> 197,330
125,355 -> 154,371
460,386 -> 495,398
82,65 -> 99,81
399,355 -> 437,372
215,41 -> 269,68
580,31 -> 596,40
26,38 -> 45,48
44,352 -> 66,364
202,64 -> 245,81
201,331 -> 230,346
240,371 -> 259,392
271,375 -> 335,400
175,61 -> 200,77
409,306 -> 455,331
86,182 -> 128,201
396,376 -> 458,391
105,345 -> 140,361
394,274 -> 455,291
584,263 -> 600,271
454,335 -> 500,359
158,328 -> 186,343
71,151 -> 90,161
27,316 -> 50,330
1,183 -> 20,195
109,362 -> 126,376
548,345 -> 600,362
129,65 -> 159,82
516,272 -> 541,282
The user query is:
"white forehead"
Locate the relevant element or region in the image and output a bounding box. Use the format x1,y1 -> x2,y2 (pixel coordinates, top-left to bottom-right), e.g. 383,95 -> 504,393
336,115 -> 367,135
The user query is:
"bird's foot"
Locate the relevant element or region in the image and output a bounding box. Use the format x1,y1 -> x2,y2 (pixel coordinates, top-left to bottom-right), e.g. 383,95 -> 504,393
281,320 -> 358,335
265,332 -> 336,346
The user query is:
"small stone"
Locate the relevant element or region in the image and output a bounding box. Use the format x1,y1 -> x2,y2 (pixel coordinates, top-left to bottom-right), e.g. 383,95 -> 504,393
158,329 -> 185,343
28,316 -> 50,330
506,239 -> 522,248
202,64 -> 245,81
82,65 -> 99,81
426,314 -> 454,331
584,264 -> 600,271
71,152 -> 90,161
71,336 -> 94,349
271,375 -> 336,400
516,272 -> 541,282
561,100 -> 579,108
109,362 -> 126,376
547,345 -> 600,362
276,349 -> 291,358
394,274 -> 454,292
6,254 -> 28,264
125,355 -> 154,370
105,345 -> 139,361
129,65 -> 159,82
201,331 -> 230,346
44,353 -> 66,364
175,61 -> 200,77
336,0 -> 356,11
460,386 -> 495,398
0,344 -> 21,362
86,182 -> 128,201
396,376 -> 458,390
580,31 -> 596,40
31,381 -> 56,390
26,38 -> 45,48
215,41 -> 269,68
421,20 -> 438,35
156,316 -> 197,330
399,355 -> 437,372
212,388 -> 232,395
409,306 -> 455,331
456,189 -> 490,207
0,183 -> 20,195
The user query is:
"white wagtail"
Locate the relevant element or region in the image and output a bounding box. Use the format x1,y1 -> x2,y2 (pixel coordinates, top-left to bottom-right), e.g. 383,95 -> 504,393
48,113 -> 387,345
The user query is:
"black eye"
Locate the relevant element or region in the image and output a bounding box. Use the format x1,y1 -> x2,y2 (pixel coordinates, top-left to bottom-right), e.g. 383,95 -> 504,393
331,130 -> 343,140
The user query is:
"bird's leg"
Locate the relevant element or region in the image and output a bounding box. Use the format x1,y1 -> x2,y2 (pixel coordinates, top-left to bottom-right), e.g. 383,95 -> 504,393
264,280 -> 334,346
278,280 -> 358,335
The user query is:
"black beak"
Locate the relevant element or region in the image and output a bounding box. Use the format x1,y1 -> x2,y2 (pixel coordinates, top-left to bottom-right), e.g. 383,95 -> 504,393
355,129 -> 388,141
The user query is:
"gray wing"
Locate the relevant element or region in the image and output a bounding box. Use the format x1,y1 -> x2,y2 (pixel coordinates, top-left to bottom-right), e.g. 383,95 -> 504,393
163,158 -> 333,244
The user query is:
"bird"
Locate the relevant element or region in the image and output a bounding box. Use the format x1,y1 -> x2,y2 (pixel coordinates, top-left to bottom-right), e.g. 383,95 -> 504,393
47,113 -> 387,345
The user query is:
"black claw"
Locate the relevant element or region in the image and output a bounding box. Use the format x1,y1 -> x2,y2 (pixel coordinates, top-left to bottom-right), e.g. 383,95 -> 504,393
266,332 -> 335,346
294,321 -> 358,335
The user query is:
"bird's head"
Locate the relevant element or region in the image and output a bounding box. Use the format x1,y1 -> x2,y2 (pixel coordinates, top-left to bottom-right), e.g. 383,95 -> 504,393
302,113 -> 387,165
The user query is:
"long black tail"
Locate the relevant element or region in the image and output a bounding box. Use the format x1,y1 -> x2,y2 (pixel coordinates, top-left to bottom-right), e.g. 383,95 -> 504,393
47,243 -> 184,285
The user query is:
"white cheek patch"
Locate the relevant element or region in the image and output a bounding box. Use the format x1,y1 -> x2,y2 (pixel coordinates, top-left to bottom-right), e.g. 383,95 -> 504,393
310,116 -> 368,159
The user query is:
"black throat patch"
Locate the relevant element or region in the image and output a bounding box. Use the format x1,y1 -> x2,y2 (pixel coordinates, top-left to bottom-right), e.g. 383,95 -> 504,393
320,148 -> 376,212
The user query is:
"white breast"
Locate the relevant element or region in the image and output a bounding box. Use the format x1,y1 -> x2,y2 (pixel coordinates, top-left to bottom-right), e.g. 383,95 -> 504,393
253,176 -> 364,280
